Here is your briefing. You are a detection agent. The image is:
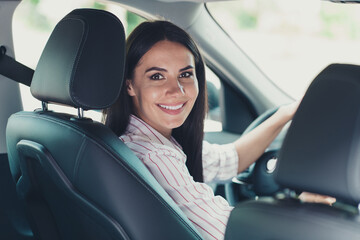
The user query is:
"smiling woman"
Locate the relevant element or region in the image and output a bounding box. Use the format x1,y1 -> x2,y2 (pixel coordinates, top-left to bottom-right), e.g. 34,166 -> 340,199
102,20 -> 297,240
103,20 -> 207,184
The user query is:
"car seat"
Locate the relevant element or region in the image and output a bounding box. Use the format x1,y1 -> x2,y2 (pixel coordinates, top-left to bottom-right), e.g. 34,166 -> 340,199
6,8 -> 202,240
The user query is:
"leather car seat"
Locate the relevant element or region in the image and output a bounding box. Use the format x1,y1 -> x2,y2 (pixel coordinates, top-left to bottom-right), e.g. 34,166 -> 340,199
225,64 -> 360,240
6,9 -> 202,240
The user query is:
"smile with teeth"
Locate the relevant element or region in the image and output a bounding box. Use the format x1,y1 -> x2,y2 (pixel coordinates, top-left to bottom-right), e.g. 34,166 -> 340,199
158,103 -> 184,110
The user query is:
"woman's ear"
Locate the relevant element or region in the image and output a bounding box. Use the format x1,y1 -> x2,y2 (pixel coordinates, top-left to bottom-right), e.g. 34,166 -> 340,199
127,79 -> 136,96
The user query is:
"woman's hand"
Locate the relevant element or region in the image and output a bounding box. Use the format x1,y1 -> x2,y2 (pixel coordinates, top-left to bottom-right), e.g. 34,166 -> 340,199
299,192 -> 336,206
275,101 -> 300,125
234,101 -> 300,173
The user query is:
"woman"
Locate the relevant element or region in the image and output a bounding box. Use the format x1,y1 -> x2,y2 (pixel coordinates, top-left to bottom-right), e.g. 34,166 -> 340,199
103,21 -> 330,240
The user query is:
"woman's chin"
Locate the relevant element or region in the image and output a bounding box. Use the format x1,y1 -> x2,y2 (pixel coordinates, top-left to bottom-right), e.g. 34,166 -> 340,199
164,118 -> 186,130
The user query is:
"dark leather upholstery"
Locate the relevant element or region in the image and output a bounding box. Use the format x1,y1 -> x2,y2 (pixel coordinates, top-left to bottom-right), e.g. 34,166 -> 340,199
276,64 -> 360,204
30,9 -> 125,110
6,9 -> 202,240
0,153 -> 33,239
225,64 -> 360,240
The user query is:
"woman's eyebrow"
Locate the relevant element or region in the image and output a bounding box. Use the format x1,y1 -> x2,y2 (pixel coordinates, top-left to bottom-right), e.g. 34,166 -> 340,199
145,67 -> 167,73
145,65 -> 194,73
179,65 -> 194,72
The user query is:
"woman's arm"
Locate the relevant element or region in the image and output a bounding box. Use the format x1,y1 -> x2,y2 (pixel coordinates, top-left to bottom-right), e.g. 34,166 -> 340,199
234,102 -> 299,173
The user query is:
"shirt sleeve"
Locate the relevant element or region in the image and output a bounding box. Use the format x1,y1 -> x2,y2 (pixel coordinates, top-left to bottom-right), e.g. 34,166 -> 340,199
202,141 -> 239,184
143,149 -> 233,240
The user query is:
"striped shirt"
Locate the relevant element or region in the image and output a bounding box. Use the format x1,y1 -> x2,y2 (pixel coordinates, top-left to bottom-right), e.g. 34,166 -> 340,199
120,115 -> 238,240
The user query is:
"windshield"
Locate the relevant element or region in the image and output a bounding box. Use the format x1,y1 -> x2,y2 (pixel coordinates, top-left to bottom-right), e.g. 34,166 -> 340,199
207,0 -> 360,99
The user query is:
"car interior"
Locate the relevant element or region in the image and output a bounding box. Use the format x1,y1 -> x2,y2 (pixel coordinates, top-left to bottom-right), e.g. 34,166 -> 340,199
1,0 -> 360,239
226,63 -> 360,239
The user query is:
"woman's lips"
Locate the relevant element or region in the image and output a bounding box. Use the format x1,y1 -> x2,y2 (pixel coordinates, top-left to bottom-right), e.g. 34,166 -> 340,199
157,102 -> 187,114
158,103 -> 184,110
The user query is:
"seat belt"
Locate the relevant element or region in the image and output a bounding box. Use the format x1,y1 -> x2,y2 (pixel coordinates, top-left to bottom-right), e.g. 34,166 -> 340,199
0,45 -> 34,87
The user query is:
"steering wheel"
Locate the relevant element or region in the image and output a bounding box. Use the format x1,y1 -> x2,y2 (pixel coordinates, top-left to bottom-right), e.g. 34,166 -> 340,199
227,107 -> 288,201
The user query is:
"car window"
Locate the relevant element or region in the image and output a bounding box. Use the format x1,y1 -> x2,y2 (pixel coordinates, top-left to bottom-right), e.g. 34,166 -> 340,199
13,0 -> 144,120
205,68 -> 222,132
207,0 -> 360,99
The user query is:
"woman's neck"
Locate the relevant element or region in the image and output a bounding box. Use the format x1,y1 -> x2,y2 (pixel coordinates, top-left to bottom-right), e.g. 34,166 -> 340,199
131,114 -> 172,140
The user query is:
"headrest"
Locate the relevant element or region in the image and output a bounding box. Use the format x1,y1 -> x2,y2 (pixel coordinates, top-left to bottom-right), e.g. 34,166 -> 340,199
30,9 -> 125,110
276,64 -> 360,205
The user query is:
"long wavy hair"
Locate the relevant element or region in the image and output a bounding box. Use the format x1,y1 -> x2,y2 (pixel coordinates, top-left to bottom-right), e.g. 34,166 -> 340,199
103,20 -> 207,182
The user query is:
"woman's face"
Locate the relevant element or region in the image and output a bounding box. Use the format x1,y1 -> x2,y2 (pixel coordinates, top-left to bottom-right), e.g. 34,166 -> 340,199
127,40 -> 199,139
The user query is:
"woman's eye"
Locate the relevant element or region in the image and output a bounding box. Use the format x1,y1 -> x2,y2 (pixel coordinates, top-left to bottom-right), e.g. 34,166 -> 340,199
179,71 -> 193,78
150,73 -> 164,80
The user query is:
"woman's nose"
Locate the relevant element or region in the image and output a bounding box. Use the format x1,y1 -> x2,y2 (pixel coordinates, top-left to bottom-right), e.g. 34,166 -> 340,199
166,78 -> 185,96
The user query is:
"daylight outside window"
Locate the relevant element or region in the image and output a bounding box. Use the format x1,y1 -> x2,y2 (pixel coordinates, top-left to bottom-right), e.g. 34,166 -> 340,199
207,0 -> 360,99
